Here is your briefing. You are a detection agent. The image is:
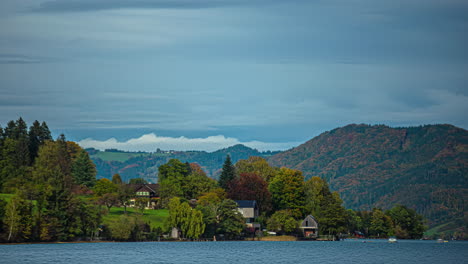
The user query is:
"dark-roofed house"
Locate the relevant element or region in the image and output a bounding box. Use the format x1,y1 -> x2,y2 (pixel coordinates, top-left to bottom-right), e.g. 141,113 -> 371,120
129,183 -> 160,209
234,200 -> 261,231
300,215 -> 319,239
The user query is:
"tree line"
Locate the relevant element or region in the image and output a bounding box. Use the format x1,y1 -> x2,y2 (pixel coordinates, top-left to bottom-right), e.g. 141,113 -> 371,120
159,156 -> 426,240
0,118 -> 426,242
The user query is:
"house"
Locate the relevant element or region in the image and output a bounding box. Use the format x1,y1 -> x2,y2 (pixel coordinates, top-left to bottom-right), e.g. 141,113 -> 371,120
129,183 -> 160,209
300,215 -> 319,238
234,200 -> 261,231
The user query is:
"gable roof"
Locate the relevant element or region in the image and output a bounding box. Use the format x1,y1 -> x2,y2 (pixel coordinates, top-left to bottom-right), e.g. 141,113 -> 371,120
234,200 -> 257,208
300,215 -> 318,228
131,183 -> 160,194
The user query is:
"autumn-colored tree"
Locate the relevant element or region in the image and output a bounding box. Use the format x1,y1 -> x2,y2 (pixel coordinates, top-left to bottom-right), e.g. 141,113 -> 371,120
93,179 -> 118,196
235,156 -> 278,182
227,172 -> 272,213
112,173 -> 123,185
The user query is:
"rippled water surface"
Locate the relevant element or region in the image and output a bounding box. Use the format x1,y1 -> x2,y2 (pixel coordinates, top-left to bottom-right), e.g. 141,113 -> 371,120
1,239 -> 467,264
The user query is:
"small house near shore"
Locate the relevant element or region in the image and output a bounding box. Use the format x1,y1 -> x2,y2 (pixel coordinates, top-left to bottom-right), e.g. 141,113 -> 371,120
300,215 -> 318,238
234,200 -> 261,231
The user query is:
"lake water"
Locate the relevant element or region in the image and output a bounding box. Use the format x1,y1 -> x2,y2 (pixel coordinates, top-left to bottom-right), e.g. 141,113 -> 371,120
1,240 -> 467,264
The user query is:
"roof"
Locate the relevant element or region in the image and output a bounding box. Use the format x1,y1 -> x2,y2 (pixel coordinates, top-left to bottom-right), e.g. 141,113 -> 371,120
234,200 -> 257,208
130,183 -> 160,194
300,215 -> 318,229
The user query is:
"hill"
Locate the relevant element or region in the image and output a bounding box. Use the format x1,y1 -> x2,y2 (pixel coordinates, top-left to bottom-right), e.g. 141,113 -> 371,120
89,144 -> 279,183
268,124 -> 468,229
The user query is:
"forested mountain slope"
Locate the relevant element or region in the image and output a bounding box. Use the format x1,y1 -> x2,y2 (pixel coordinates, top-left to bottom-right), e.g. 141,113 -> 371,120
89,144 -> 279,183
268,124 -> 468,227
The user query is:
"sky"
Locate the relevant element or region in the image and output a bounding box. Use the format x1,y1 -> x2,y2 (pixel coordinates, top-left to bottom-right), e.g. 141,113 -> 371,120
1,0 -> 467,152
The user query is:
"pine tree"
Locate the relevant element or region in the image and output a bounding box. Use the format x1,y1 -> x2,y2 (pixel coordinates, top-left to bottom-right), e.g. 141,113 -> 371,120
40,122 -> 52,142
3,120 -> 16,139
219,155 -> 235,190
72,149 -> 97,187
28,120 -> 43,164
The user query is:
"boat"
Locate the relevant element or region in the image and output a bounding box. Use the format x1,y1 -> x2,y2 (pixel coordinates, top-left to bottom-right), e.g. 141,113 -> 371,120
388,237 -> 397,243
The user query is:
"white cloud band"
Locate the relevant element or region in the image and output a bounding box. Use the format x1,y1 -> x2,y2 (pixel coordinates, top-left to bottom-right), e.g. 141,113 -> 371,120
77,133 -> 298,152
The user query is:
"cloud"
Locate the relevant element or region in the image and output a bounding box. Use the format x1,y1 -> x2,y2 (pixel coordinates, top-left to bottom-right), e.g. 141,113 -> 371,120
77,133 -> 299,152
0,54 -> 59,64
33,0 -> 287,12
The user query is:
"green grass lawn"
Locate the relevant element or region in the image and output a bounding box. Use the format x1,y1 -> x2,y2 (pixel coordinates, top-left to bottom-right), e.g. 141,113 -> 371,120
103,207 -> 169,229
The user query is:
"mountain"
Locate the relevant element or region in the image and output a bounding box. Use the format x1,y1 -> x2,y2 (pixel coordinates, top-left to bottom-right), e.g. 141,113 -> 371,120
268,124 -> 468,228
89,144 -> 280,183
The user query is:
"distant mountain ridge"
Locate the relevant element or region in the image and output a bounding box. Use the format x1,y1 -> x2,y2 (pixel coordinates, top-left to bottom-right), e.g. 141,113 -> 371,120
268,124 -> 468,228
89,144 -> 279,183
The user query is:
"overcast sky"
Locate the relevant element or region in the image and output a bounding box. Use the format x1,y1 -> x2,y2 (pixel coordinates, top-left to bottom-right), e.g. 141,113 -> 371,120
1,0 -> 467,151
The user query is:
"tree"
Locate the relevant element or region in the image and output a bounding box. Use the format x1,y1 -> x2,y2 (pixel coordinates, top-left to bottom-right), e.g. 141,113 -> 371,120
386,204 -> 426,239
186,209 -> 205,240
216,199 -> 245,239
0,138 -> 24,191
219,155 -> 235,190
303,176 -> 347,237
128,178 -> 148,184
227,172 -> 272,213
112,173 -> 123,185
93,179 -> 118,196
109,215 -> 134,241
159,160 -> 215,202
4,194 -> 33,242
28,120 -> 44,163
304,176 -> 329,217
71,149 -> 97,187
269,167 -> 305,214
158,159 -> 190,182
235,156 -> 277,182
183,163 -> 217,200
369,208 -> 393,238
98,193 -> 120,211
318,192 -> 347,237
117,184 -> 134,214
168,197 -> 205,239
39,121 -> 52,142
267,210 -> 298,235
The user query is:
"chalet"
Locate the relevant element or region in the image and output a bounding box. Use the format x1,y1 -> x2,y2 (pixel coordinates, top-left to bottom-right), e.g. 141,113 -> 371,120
300,215 -> 319,238
129,183 -> 160,209
234,200 -> 261,231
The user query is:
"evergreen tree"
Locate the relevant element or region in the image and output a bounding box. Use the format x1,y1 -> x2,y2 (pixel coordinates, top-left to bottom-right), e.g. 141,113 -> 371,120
219,155 -> 235,190
3,120 -> 16,139
39,121 -> 52,142
28,120 -> 43,164
71,149 -> 97,187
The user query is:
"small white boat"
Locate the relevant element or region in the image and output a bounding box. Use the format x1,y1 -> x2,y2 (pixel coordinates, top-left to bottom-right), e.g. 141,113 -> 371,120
388,237 -> 397,243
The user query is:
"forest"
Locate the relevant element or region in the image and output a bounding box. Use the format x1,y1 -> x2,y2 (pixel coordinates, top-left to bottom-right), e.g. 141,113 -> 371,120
0,118 -> 428,242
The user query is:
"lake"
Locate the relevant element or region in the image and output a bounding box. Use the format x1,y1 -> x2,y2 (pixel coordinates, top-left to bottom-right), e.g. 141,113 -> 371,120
1,240 -> 467,264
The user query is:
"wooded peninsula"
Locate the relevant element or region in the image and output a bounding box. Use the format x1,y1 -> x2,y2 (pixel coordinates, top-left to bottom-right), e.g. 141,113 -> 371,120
0,118 -> 431,242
